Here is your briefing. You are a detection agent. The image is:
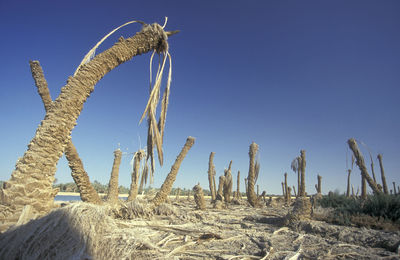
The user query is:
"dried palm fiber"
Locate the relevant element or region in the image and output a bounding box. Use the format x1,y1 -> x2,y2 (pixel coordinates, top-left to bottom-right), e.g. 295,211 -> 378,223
223,161 -> 233,203
377,154 -> 389,194
207,152 -> 217,201
30,60 -> 102,205
299,150 -> 306,197
284,196 -> 312,225
0,203 -> 162,259
152,137 -> 195,207
0,21 -> 177,222
114,200 -> 153,219
292,185 -> 297,197
106,149 -> 123,204
347,139 -> 381,194
128,149 -> 146,201
247,142 -> 259,207
216,175 -> 225,201
236,170 -> 241,200
193,183 -> 206,210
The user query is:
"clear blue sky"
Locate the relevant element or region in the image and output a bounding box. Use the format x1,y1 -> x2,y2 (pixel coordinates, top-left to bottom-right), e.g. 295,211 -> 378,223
0,0 -> 399,195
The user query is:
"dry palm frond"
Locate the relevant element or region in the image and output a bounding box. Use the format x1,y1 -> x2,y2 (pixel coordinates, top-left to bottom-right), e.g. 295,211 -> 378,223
291,156 -> 300,173
73,20 -> 144,76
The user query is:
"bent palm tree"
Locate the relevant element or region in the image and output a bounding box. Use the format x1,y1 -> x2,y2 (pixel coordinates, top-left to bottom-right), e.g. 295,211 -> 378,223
0,22 -> 177,220
29,60 -> 102,205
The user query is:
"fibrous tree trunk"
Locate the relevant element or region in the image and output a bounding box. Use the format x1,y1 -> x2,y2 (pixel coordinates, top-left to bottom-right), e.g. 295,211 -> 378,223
316,174 -> 322,194
377,154 -> 388,194
287,187 -> 292,204
297,157 -> 301,197
281,182 -> 285,197
152,137 -> 195,207
393,182 -> 397,195
193,183 -> 205,210
236,171 -> 240,200
347,139 -> 381,194
370,154 -> 377,184
300,150 -> 306,197
0,23 -> 174,220
247,142 -> 259,207
106,149 -> 123,204
29,60 -> 102,205
207,152 -> 216,201
223,165 -> 233,203
361,175 -> 367,200
216,176 -> 225,201
244,178 -> 248,195
284,173 -> 288,201
292,185 -> 297,197
127,150 -> 145,201
346,169 -> 351,197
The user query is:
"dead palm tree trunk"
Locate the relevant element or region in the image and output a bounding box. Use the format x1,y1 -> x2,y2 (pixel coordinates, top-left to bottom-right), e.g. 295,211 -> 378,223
223,169 -> 233,203
247,142 -> 259,207
346,169 -> 351,197
361,175 -> 367,200
106,149 -> 122,204
300,150 -> 306,197
236,171 -> 241,200
152,137 -> 195,207
347,139 -> 381,194
377,154 -> 388,194
29,60 -> 102,205
216,176 -> 225,201
207,152 -> 216,201
127,150 -> 145,201
0,23 -> 175,219
284,173 -> 288,200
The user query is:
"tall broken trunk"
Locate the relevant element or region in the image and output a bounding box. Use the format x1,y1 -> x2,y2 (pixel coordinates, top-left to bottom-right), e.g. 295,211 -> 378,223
377,154 -> 388,194
247,142 -> 259,207
315,174 -> 322,194
284,173 -> 288,201
152,137 -> 195,207
346,169 -> 352,197
292,185 -> 297,197
207,152 -> 216,201
393,182 -> 397,195
106,149 -> 123,204
300,150 -> 306,197
236,171 -> 241,200
361,175 -> 367,200
127,150 -> 145,201
0,23 -> 174,219
223,161 -> 233,203
347,139 -> 381,194
216,176 -> 225,201
29,61 -> 102,205
297,157 -> 301,197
